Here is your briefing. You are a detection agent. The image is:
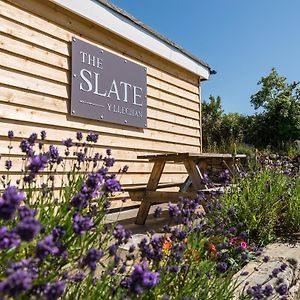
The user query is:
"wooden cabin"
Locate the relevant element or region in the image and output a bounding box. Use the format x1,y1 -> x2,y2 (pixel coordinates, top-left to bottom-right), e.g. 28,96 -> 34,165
0,0 -> 211,208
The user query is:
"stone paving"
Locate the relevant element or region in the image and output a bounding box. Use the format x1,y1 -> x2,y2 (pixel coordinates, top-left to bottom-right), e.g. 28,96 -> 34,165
233,239 -> 300,299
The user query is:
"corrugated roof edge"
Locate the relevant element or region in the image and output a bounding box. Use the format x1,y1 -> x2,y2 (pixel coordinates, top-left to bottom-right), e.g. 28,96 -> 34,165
97,0 -> 212,72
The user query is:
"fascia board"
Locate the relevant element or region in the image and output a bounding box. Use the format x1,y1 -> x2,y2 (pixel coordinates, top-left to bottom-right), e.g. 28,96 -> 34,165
49,0 -> 210,80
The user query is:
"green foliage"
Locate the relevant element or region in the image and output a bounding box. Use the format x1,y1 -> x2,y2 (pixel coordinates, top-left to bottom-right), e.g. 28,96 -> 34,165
219,167 -> 300,245
250,68 -> 300,149
202,96 -> 247,152
202,95 -> 224,151
202,68 -> 300,152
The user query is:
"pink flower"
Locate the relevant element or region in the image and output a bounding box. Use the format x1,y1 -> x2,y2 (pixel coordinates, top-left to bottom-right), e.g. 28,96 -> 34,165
229,237 -> 238,245
240,240 -> 247,249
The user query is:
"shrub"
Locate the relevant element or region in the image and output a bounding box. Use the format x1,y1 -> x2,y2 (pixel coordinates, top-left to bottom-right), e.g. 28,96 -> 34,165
218,155 -> 300,245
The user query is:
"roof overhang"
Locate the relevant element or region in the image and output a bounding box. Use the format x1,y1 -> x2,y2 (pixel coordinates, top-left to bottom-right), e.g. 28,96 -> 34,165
49,0 -> 211,80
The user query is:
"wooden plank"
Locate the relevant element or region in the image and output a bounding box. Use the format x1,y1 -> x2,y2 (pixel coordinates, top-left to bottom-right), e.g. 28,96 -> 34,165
183,159 -> 204,191
145,191 -> 197,202
0,0 -> 70,41
0,15 -> 69,55
138,153 -> 246,160
0,32 -> 198,103
0,50 -> 69,84
0,103 -> 200,147
147,97 -> 199,120
0,85 -> 67,112
0,69 -> 200,128
0,81 -> 199,121
148,86 -> 199,112
0,156 -> 187,174
0,105 -> 199,141
135,160 -> 166,224
0,34 -> 70,70
0,172 -> 188,188
0,101 -> 200,140
146,161 -> 166,190
6,0 -> 199,86
0,55 -> 199,120
147,67 -> 199,94
0,68 -> 69,98
148,76 -> 198,102
0,26 -> 197,95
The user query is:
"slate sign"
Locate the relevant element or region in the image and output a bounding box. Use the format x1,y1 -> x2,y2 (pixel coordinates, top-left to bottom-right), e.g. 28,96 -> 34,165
71,38 -> 147,128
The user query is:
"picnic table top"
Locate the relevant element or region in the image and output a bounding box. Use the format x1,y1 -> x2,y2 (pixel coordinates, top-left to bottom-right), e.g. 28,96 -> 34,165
137,152 -> 246,161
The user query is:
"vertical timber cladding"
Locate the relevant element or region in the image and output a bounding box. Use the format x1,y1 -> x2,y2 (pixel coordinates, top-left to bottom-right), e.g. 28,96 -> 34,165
71,38 -> 147,128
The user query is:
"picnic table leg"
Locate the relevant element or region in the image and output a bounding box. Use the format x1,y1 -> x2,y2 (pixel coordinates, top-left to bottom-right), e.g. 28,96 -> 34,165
135,160 -> 166,225
183,159 -> 207,190
135,201 -> 152,225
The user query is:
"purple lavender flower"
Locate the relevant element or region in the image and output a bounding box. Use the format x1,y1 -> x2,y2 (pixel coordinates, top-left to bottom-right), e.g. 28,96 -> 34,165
272,268 -> 280,277
219,169 -> 232,184
0,270 -> 32,297
263,256 -> 270,263
7,258 -> 39,279
113,224 -> 126,244
227,207 -> 236,216
280,262 -> 288,271
52,226 -> 65,240
72,272 -> 85,282
104,176 -> 121,193
121,262 -> 159,294
73,213 -> 94,235
109,244 -> 118,256
76,132 -> 83,141
70,193 -> 88,209
82,248 -> 103,271
263,284 -> 273,297
153,206 -> 162,218
27,133 -> 37,146
5,160 -> 12,170
168,203 -> 181,220
28,154 -> 48,174
103,200 -> 111,210
62,138 -> 73,148
122,165 -> 129,173
40,130 -> 47,140
36,235 -> 59,259
16,217 -> 41,241
275,283 -> 288,296
92,153 -> 101,168
18,205 -> 37,220
0,227 -> 20,249
86,132 -> 99,143
43,281 -> 65,300
20,139 -> 33,156
216,262 -> 228,273
0,186 -> 25,220
129,245 -> 136,253
201,172 -> 210,184
106,149 -> 112,156
8,130 -> 14,139
76,151 -> 85,163
104,156 -> 115,167
247,284 -> 263,298
48,145 -> 62,164
170,265 -> 179,273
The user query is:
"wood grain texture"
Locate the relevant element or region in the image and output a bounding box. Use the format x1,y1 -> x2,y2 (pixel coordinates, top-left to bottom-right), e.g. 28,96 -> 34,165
0,0 -> 202,208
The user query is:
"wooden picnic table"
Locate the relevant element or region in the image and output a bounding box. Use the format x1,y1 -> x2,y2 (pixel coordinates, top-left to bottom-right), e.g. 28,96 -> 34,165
128,152 -> 246,225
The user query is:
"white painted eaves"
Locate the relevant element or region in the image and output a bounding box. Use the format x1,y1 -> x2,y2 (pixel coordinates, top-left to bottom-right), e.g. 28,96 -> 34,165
49,0 -> 210,80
